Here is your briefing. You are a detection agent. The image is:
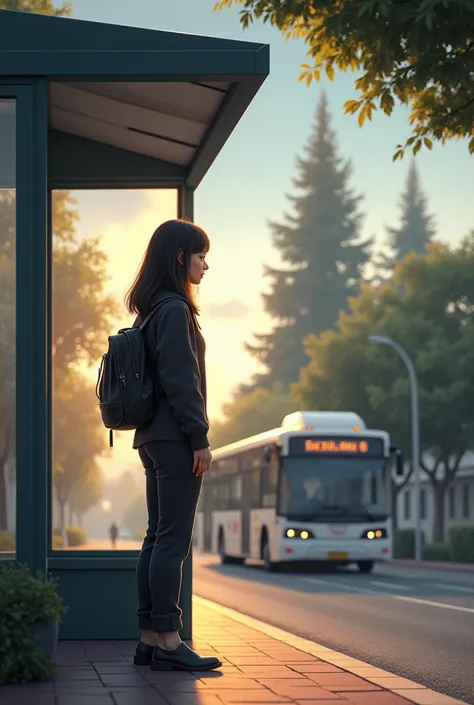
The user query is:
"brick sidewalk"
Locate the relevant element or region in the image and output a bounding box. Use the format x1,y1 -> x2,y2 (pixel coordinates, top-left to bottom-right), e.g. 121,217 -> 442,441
0,596 -> 467,705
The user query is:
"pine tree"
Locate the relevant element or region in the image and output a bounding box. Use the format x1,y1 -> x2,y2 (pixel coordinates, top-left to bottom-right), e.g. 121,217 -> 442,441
378,161 -> 436,277
246,94 -> 372,389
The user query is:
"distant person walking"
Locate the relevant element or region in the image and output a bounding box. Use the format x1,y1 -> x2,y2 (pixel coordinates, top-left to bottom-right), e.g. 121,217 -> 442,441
126,219 -> 221,673
109,522 -> 119,549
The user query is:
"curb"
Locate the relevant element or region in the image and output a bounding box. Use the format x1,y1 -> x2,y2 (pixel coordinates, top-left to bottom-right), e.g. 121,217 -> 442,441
390,560 -> 474,573
194,595 -> 469,705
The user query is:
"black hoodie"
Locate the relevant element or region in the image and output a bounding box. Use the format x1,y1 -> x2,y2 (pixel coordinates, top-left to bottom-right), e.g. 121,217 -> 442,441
132,290 -> 209,452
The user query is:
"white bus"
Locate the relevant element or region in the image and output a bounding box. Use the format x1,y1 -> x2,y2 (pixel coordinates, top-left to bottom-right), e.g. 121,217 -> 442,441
195,410 -> 404,573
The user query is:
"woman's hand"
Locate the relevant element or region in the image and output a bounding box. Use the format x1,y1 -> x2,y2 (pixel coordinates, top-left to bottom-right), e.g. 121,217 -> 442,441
193,447 -> 212,476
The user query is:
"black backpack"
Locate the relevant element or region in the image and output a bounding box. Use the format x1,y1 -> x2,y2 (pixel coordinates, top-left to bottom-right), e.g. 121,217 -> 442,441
96,298 -> 174,447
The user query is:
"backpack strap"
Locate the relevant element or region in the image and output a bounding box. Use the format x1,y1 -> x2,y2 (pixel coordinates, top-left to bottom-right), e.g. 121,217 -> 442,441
138,296 -> 182,331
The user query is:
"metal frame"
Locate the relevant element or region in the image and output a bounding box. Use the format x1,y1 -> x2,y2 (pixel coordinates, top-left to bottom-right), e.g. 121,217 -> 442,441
0,7 -> 269,641
45,184 -> 183,639
0,80 -> 48,575
177,184 -> 194,639
0,9 -> 269,191
48,131 -> 186,190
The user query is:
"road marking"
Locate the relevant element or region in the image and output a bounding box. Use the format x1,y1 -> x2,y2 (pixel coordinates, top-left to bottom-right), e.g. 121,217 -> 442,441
371,580 -> 411,591
302,576 -> 379,595
394,595 -> 474,614
431,582 -> 474,594
302,576 -> 474,614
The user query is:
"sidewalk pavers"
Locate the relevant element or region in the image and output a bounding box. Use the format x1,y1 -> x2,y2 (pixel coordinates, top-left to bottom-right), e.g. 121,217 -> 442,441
0,596 -> 469,705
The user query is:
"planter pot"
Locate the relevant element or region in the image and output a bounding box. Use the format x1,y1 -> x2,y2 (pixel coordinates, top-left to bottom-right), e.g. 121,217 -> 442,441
29,620 -> 59,660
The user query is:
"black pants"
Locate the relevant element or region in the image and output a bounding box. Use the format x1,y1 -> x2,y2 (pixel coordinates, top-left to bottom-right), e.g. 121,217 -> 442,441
136,441 -> 202,633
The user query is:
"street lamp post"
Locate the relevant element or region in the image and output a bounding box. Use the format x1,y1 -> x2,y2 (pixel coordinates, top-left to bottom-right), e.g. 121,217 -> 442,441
368,335 -> 422,562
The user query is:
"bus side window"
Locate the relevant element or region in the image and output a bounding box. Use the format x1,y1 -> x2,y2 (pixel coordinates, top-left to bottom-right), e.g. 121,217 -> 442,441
262,460 -> 278,508
230,475 -> 242,508
250,468 -> 261,507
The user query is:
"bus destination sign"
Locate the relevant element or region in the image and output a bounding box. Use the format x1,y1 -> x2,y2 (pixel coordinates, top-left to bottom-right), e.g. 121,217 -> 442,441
290,436 -> 384,457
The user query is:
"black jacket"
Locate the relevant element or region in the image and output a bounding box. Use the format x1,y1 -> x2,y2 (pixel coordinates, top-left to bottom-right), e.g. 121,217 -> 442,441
132,290 -> 209,452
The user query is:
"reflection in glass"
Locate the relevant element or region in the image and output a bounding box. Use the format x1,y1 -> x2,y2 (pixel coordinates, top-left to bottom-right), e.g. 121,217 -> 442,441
51,189 -> 177,550
279,457 -> 388,521
0,99 -> 16,555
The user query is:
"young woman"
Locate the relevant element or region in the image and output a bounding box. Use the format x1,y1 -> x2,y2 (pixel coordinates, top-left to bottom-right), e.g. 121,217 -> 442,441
125,219 -> 221,672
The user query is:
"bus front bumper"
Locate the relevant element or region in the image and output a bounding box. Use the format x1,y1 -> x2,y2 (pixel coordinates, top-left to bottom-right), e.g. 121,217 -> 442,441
279,539 -> 391,562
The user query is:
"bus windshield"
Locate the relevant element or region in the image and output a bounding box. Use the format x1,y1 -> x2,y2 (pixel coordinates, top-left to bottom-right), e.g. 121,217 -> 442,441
279,456 -> 388,522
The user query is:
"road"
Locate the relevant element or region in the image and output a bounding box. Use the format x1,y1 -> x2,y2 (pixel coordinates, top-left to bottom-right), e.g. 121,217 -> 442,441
193,553 -> 474,705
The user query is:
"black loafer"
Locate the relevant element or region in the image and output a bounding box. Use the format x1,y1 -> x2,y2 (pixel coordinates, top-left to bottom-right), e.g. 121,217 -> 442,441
151,642 -> 222,671
134,641 -> 155,666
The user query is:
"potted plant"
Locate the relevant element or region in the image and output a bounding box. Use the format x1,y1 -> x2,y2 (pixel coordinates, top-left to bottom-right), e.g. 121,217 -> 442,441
0,562 -> 68,684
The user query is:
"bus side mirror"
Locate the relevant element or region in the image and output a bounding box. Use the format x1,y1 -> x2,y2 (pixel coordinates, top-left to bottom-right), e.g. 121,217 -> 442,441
263,443 -> 280,463
390,446 -> 404,477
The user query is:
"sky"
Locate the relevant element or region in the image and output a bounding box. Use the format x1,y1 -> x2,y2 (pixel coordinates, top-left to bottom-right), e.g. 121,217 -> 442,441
50,0 -> 473,486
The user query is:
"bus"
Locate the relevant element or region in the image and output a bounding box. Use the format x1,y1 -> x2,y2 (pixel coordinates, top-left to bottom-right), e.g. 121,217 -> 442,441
194,410 -> 404,573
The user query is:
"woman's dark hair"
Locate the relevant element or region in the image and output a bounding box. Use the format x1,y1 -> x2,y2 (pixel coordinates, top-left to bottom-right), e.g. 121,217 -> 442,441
125,219 -> 210,316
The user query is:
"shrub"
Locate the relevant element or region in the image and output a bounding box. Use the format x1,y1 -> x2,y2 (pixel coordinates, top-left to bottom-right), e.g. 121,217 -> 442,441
0,563 -> 67,684
448,525 -> 474,563
422,542 -> 451,562
65,526 -> 87,547
394,529 -> 425,559
0,531 -> 16,552
53,535 -> 65,549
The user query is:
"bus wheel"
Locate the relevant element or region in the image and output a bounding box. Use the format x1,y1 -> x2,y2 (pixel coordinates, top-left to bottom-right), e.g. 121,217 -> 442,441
358,561 -> 374,573
218,531 -> 231,565
262,536 -> 277,572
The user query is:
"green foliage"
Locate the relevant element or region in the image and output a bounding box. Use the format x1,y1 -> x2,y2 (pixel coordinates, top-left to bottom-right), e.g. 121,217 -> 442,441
52,192 -> 118,370
0,0 -> 72,15
51,190 -> 118,529
0,531 -> 15,551
122,494 -> 147,538
53,534 -> 65,549
245,95 -> 371,388
214,0 -> 474,157
209,382 -> 296,448
422,542 -> 451,562
68,469 -> 102,523
53,368 -> 107,531
448,525 -> 474,562
0,190 -> 15,255
0,243 -> 15,530
65,526 -> 87,547
293,236 -> 474,541
52,528 -> 64,549
377,162 -> 436,278
0,563 -> 67,684
0,5 -> 110,536
394,529 -> 425,559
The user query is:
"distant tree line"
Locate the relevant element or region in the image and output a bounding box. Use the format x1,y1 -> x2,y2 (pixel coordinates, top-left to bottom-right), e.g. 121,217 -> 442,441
210,95 -> 474,543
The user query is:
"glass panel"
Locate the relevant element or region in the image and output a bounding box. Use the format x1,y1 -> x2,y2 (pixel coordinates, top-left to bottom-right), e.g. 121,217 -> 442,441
0,99 -> 16,556
51,189 -> 178,550
280,457 -> 388,521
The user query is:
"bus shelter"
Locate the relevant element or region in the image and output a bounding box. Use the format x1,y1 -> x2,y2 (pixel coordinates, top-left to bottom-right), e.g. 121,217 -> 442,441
0,8 -> 269,639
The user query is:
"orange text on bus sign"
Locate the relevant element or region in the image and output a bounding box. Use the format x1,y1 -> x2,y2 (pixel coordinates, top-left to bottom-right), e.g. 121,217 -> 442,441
304,439 -> 369,454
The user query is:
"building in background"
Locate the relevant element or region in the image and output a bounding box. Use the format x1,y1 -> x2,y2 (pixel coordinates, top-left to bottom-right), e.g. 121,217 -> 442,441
396,453 -> 474,543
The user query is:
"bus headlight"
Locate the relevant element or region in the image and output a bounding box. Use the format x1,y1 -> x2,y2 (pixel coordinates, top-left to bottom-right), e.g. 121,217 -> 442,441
285,528 -> 315,539
361,528 -> 387,540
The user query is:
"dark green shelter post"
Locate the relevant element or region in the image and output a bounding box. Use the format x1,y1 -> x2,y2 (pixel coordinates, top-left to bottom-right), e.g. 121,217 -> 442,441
0,9 -> 269,640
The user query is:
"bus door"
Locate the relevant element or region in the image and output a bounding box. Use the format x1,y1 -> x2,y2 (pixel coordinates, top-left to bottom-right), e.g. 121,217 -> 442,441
240,472 -> 256,555
203,485 -> 213,551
